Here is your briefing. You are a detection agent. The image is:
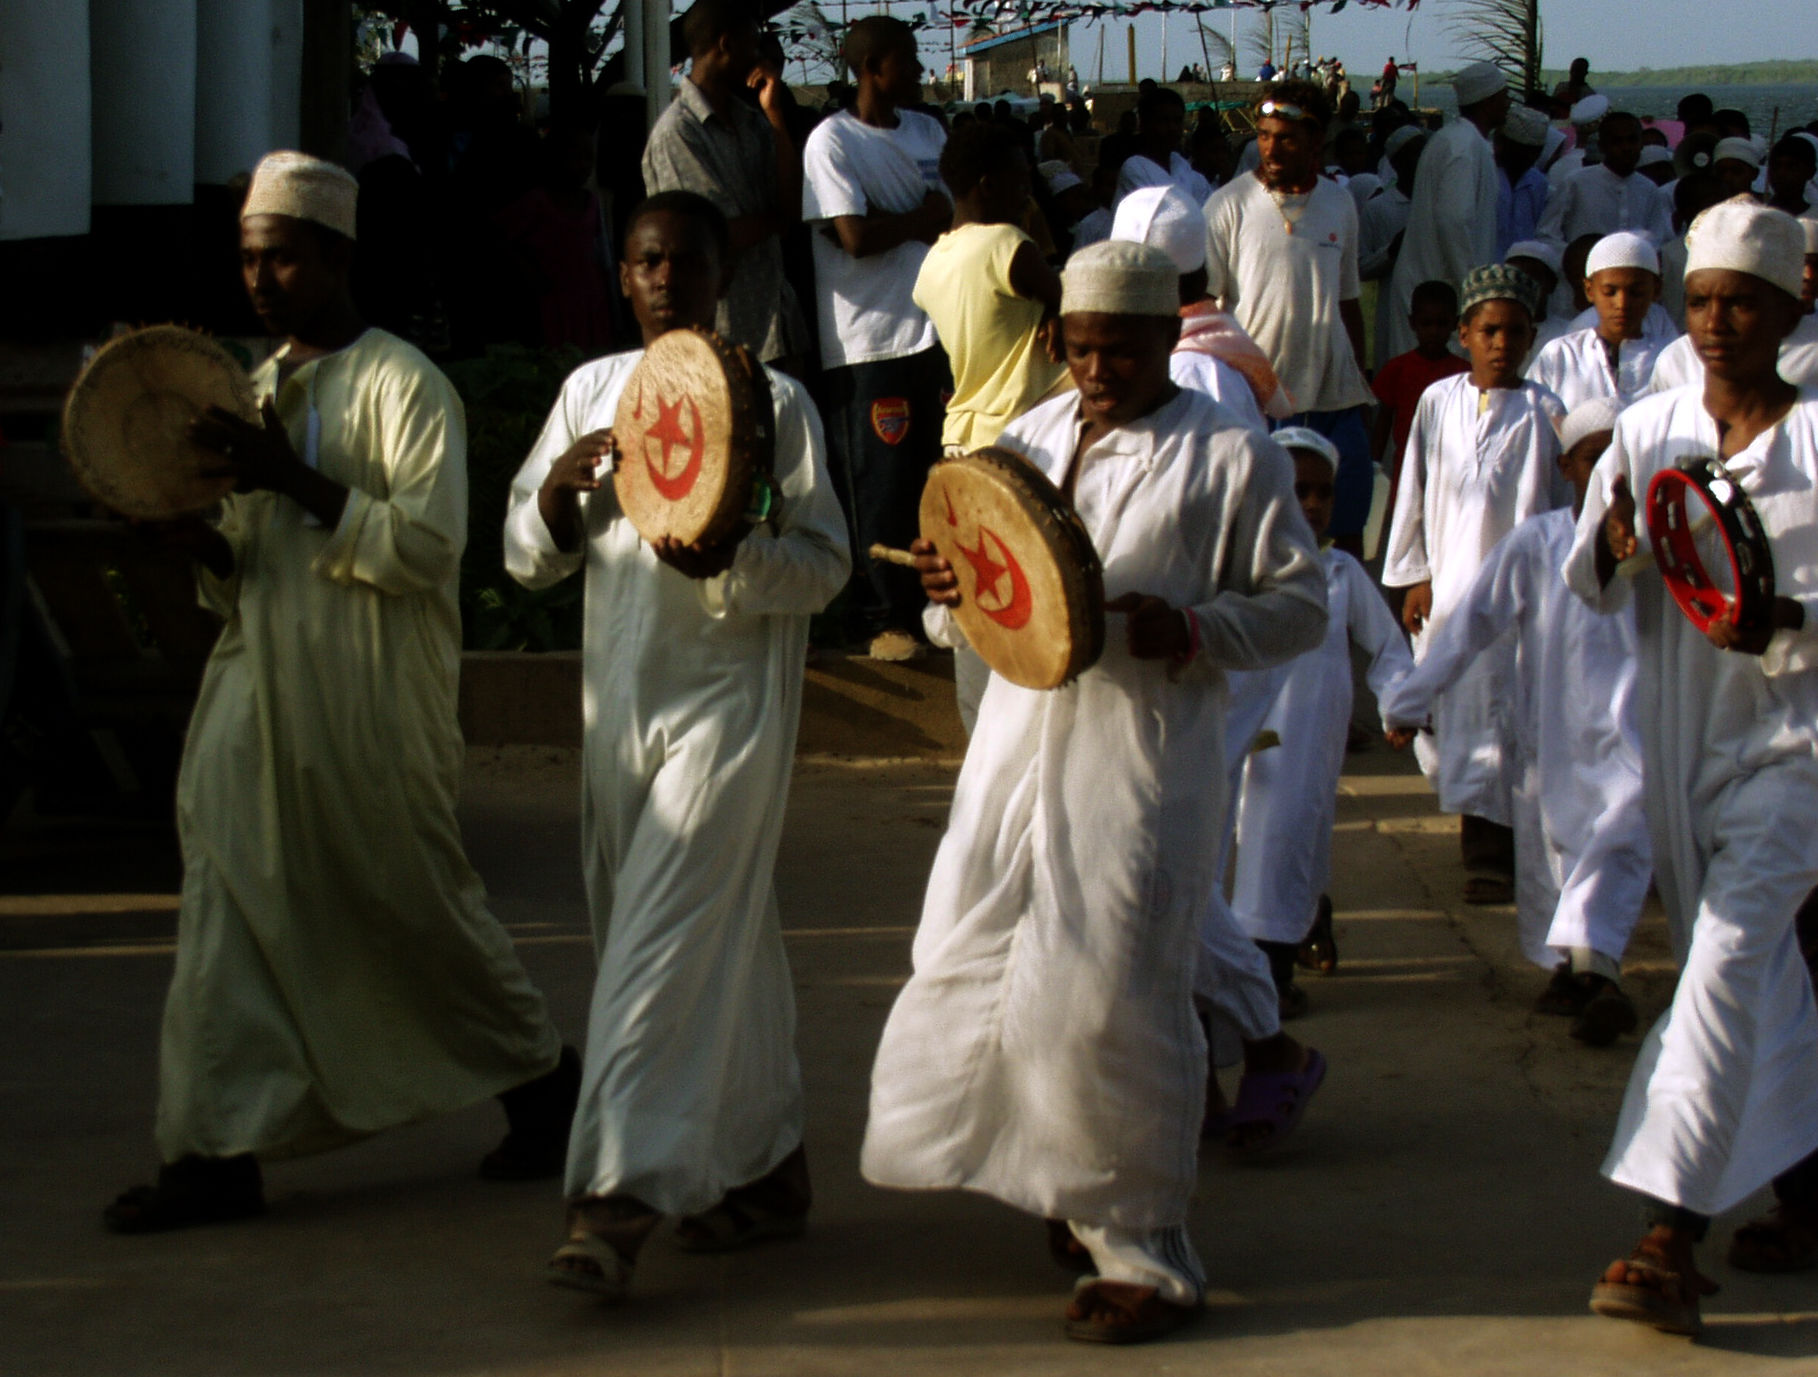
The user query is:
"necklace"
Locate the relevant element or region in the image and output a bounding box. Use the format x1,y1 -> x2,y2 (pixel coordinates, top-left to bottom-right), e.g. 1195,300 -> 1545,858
1266,184 -> 1311,235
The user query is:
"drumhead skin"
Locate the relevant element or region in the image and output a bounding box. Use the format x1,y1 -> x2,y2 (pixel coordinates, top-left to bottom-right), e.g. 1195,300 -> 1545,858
613,327 -> 774,547
62,325 -> 256,520
1645,458 -> 1776,634
921,446 -> 1105,690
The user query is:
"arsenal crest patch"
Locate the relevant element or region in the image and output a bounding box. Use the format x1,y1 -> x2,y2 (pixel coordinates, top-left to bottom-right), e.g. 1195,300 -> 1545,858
871,397 -> 912,446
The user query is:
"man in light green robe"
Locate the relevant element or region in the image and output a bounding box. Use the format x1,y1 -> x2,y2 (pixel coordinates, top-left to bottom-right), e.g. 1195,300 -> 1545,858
107,152 -> 574,1233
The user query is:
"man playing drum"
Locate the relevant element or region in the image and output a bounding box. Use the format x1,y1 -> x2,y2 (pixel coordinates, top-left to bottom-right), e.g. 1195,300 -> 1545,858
862,241 -> 1328,1344
106,152 -> 578,1233
504,191 -> 849,1299
1566,199 -> 1818,1335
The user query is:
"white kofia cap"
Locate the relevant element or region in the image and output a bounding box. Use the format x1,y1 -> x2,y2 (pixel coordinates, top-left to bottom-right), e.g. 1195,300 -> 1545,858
1272,426 -> 1341,470
1803,214 -> 1818,256
1685,198 -> 1806,300
1560,396 -> 1623,454
1039,158 -> 1084,195
1110,184 -> 1207,275
1505,238 -> 1564,277
1384,124 -> 1425,157
1714,136 -> 1762,169
1570,93 -> 1610,126
1587,231 -> 1661,277
1638,145 -> 1674,168
1451,62 -> 1507,108
1062,240 -> 1180,318
242,151 -> 359,239
1502,105 -> 1548,147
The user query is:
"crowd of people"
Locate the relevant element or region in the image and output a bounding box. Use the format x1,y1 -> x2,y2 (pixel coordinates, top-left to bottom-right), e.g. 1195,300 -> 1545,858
95,5 -> 1818,1351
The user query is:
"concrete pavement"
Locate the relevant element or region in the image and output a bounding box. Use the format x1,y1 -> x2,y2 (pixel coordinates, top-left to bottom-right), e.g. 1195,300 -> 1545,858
3,743 -> 1816,1375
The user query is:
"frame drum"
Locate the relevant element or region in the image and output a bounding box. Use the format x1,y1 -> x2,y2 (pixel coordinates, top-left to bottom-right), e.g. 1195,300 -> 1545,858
1645,456 -> 1776,634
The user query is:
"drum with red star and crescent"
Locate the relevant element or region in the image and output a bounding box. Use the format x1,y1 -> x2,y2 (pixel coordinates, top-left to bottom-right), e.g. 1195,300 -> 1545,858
613,326 -> 776,548
921,446 -> 1105,690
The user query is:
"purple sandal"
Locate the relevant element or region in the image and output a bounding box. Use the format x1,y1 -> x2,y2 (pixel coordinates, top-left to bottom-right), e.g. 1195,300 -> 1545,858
1225,1048 -> 1327,1155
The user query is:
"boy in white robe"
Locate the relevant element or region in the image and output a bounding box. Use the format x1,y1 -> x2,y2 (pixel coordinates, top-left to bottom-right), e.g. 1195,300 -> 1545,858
863,241 -> 1327,1344
106,153 -> 576,1233
1384,263 -> 1569,903
1528,232 -> 1668,409
1567,200 -> 1818,1335
1537,111 -> 1676,252
1113,85 -> 1212,207
1230,429 -> 1413,1012
1383,399 -> 1649,1046
505,192 -> 849,1299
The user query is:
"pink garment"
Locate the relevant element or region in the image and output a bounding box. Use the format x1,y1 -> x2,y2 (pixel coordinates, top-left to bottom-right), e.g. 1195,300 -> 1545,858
496,187 -> 616,355
1176,300 -> 1294,419
347,85 -> 412,175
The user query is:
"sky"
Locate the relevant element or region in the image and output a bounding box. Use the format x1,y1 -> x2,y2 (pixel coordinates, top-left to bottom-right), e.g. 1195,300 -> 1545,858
1060,0 -> 1818,84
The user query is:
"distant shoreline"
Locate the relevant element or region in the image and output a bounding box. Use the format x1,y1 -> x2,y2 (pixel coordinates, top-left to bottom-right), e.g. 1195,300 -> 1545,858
1424,60 -> 1818,88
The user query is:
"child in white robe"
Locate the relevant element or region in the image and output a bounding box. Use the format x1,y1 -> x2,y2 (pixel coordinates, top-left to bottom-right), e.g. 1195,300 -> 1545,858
1230,429 -> 1413,1014
1382,399 -> 1649,1046
1383,262 -> 1569,903
1567,200 -> 1818,1335
864,242 -> 1327,1344
505,193 -> 850,1300
1528,232 -> 1668,409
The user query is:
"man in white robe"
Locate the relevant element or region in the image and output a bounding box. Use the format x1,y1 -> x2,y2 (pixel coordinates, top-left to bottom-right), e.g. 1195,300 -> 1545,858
1383,399 -> 1650,1046
1538,111 -> 1676,252
1567,200 -> 1818,1335
864,242 -> 1327,1344
1528,232 -> 1668,409
1114,86 -> 1212,207
106,153 -> 575,1234
1384,63 -> 1510,358
1384,263 -> 1569,900
506,192 -> 849,1298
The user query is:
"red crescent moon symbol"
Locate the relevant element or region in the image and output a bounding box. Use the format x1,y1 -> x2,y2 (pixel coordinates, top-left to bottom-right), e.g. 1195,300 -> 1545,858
644,394 -> 705,501
957,523 -> 1034,630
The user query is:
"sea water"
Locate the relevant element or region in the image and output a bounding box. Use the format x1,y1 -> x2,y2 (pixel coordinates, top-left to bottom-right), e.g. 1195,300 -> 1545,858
1418,81 -> 1818,137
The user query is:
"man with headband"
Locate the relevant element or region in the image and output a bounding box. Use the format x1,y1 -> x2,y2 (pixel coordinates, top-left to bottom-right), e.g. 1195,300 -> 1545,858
106,152 -> 578,1233
1566,198 -> 1818,1335
862,241 -> 1327,1344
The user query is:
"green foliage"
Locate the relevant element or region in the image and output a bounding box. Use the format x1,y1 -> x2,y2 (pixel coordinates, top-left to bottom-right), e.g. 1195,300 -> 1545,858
445,343 -> 587,652
1540,61 -> 1818,89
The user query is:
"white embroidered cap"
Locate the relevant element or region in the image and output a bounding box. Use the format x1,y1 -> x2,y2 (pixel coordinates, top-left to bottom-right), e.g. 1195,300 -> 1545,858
1505,238 -> 1564,278
1569,93 -> 1610,126
1109,184 -> 1207,275
1039,159 -> 1084,195
1502,105 -> 1548,148
1587,231 -> 1661,277
1451,62 -> 1507,108
1384,124 -> 1425,158
1638,145 -> 1674,168
1061,240 -> 1180,318
1714,136 -> 1762,169
1272,426 -> 1341,471
1559,396 -> 1623,454
1685,198 -> 1806,300
242,151 -> 359,240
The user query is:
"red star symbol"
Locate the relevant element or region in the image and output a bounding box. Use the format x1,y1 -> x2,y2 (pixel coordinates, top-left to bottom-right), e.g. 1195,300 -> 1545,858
647,395 -> 693,477
957,531 -> 1009,608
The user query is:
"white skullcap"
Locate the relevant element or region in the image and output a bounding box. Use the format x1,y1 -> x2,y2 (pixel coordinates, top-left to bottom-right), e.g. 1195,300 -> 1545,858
1505,238 -> 1563,277
1502,105 -> 1548,147
243,150 -> 358,239
1061,240 -> 1180,318
1587,231 -> 1661,277
1638,145 -> 1674,168
1541,125 -> 1568,165
1044,165 -> 1084,195
1384,124 -> 1424,157
1804,214 -> 1818,256
1560,396 -> 1622,454
1451,62 -> 1507,109
1570,93 -> 1610,126
1110,185 -> 1207,275
1714,136 -> 1762,169
1685,198 -> 1806,300
1272,426 -> 1341,470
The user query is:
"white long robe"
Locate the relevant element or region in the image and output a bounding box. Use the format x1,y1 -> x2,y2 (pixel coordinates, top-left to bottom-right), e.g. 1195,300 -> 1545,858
1526,326 -> 1665,411
1383,509 -> 1650,969
157,329 -> 562,1163
1232,550 -> 1413,944
1383,374 -> 1569,822
1649,313 -> 1818,394
1385,118 -> 1499,358
863,387 -> 1327,1229
1536,163 -> 1675,250
503,350 -> 850,1214
1565,388 -> 1818,1215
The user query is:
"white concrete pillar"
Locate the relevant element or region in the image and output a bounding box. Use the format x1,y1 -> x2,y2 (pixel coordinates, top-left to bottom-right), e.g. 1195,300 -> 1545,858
0,0 -> 94,239
91,0 -> 199,205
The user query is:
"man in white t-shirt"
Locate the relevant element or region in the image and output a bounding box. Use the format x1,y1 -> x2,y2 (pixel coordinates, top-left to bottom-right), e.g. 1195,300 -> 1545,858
801,16 -> 951,660
1205,81 -> 1375,553
1114,86 -> 1213,208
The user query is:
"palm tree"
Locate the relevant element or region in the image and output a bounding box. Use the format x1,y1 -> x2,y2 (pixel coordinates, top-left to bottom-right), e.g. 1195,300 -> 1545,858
1445,0 -> 1543,100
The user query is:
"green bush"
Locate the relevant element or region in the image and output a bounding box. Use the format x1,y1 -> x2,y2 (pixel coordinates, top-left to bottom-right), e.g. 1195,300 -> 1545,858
446,343 -> 586,652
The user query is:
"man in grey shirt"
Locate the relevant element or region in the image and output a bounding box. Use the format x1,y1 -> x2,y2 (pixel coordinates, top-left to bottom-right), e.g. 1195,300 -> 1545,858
642,0 -> 805,366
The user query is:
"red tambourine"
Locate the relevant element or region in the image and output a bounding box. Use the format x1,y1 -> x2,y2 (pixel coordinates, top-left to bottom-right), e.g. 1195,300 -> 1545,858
1645,457 -> 1776,634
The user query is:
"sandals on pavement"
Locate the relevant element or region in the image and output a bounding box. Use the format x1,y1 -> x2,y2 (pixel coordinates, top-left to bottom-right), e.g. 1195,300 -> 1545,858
1296,895 -> 1338,976
1729,1205 -> 1818,1273
1225,1048 -> 1327,1155
1045,1219 -> 1097,1276
103,1154 -> 264,1235
1063,1279 -> 1200,1345
1589,1246 -> 1718,1336
546,1229 -> 639,1301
